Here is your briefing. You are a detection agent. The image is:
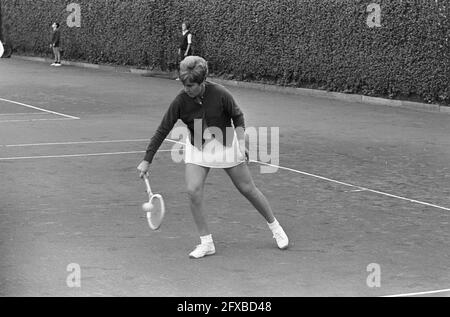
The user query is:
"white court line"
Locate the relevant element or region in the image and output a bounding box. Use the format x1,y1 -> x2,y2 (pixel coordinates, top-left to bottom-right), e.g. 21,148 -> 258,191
0,118 -> 76,123
1,139 -> 448,212
0,97 -> 80,120
256,161 -> 450,212
2,137 -> 448,212
162,138 -> 185,146
0,149 -> 176,160
2,138 -> 184,147
0,112 -> 48,116
382,288 -> 450,297
4,138 -> 149,147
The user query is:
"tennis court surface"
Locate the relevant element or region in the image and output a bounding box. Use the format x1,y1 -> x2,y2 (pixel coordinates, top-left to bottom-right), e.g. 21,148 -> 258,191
1,58 -> 449,297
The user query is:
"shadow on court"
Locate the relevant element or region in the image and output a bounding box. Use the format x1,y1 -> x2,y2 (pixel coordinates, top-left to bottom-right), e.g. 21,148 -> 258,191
1,58 -> 449,296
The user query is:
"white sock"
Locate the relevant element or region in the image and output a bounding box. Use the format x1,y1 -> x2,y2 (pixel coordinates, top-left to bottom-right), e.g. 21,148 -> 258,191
200,234 -> 213,244
267,218 -> 280,231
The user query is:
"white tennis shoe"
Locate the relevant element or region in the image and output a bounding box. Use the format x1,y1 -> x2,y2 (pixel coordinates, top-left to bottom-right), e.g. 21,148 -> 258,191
272,226 -> 289,250
189,242 -> 216,259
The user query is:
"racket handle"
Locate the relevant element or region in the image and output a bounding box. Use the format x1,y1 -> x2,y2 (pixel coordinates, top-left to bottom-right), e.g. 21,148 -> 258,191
143,173 -> 153,195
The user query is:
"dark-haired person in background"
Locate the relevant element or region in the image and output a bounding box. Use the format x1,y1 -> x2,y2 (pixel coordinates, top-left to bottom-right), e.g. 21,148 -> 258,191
176,22 -> 193,80
179,21 -> 193,59
50,22 -> 61,66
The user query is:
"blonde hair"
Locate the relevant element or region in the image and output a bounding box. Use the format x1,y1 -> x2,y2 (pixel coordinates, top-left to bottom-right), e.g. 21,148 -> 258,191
179,56 -> 208,84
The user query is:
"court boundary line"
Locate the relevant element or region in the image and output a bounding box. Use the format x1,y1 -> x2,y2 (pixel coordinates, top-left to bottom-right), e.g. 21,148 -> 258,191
1,138 -> 448,212
3,138 -> 149,147
0,149 -> 176,160
0,112 -> 48,116
382,288 -> 450,297
255,161 -> 450,212
0,97 -> 80,120
1,138 -> 184,148
0,118 -> 77,123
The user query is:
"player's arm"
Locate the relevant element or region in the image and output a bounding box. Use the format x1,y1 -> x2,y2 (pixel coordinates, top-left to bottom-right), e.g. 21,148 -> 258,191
185,34 -> 192,56
223,90 -> 247,159
138,97 -> 181,177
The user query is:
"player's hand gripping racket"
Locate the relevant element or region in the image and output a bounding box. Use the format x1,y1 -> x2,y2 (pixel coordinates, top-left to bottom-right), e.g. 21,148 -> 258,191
142,173 -> 166,230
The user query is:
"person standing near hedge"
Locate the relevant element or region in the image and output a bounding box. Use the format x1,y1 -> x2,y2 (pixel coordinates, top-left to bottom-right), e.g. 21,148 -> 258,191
178,21 -> 193,60
176,22 -> 193,80
0,24 -> 12,58
50,22 -> 61,67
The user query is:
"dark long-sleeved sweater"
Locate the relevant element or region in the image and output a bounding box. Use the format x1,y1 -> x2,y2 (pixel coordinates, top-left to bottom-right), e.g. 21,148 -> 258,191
144,81 -> 245,163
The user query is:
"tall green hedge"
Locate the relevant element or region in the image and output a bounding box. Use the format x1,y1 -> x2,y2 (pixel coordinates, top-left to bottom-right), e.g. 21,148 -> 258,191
1,0 -> 448,104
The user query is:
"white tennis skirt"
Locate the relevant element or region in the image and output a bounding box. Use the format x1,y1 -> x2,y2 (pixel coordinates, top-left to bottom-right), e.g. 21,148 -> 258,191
184,135 -> 245,168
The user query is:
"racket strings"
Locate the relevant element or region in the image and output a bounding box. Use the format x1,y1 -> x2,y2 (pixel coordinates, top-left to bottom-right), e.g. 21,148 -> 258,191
142,175 -> 166,230
147,194 -> 165,230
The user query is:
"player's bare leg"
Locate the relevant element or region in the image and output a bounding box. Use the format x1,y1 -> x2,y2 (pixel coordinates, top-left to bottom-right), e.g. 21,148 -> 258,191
224,162 -> 275,222
185,163 -> 215,258
225,162 -> 289,249
185,163 -> 210,235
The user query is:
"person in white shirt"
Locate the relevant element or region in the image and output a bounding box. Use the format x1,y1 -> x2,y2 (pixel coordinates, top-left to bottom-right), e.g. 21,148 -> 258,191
178,21 -> 193,59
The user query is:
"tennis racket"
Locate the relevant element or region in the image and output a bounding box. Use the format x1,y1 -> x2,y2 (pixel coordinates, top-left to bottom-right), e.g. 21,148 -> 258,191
0,40 -> 4,58
142,173 -> 166,230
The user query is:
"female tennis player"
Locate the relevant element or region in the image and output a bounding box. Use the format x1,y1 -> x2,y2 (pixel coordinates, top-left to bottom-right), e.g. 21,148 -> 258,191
137,56 -> 289,259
